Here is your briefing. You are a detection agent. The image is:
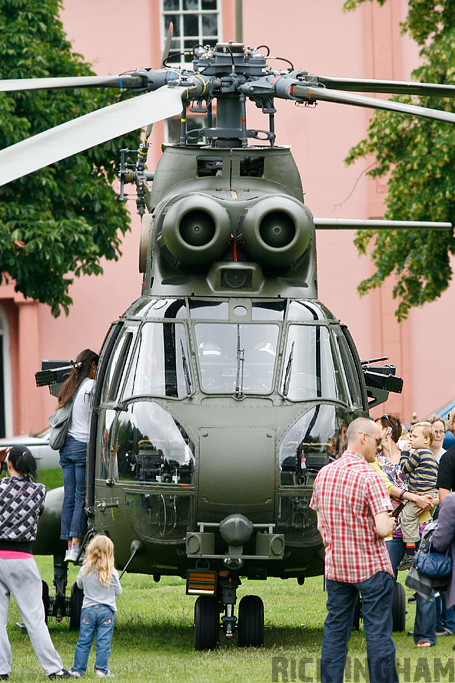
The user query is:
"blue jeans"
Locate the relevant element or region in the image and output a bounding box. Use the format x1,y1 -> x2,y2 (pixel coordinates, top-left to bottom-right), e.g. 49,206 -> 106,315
415,592 -> 437,645
59,435 -> 87,540
436,591 -> 455,632
385,536 -> 436,645
321,572 -> 398,683
72,605 -> 115,674
385,537 -> 405,578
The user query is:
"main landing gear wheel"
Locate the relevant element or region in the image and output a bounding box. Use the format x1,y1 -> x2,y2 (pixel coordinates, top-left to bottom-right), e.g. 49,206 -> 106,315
69,582 -> 83,632
238,595 -> 264,647
392,582 -> 406,632
194,595 -> 219,650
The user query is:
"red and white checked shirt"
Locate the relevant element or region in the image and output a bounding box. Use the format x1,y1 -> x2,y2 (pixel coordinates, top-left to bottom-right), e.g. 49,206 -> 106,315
310,450 -> 394,582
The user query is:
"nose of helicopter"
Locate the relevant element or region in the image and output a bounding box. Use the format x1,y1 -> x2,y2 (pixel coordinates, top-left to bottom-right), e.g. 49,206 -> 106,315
198,425 -> 275,522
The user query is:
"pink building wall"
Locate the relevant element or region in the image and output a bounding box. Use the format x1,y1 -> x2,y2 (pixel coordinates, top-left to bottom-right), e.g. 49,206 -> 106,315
2,0 -> 453,435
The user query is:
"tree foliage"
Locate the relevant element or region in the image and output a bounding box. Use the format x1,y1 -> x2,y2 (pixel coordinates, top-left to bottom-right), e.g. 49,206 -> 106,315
0,0 -> 141,316
343,0 -> 455,320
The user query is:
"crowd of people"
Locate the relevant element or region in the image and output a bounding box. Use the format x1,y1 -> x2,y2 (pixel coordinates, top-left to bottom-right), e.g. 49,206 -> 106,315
311,411 -> 455,683
1,339 -> 454,681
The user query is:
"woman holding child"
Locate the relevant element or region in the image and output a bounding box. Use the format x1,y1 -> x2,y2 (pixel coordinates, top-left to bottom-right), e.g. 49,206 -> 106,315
372,414 -> 438,647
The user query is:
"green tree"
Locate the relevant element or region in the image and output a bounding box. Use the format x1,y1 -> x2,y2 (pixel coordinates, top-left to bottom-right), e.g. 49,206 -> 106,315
0,0 -> 141,316
343,0 -> 455,320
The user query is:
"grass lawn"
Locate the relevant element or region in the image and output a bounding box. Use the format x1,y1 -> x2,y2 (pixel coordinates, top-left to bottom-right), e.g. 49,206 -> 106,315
4,559 -> 455,682
37,469 -> 63,491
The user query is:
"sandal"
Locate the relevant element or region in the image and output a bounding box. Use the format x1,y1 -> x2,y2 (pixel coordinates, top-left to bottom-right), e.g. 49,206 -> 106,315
416,641 -> 431,647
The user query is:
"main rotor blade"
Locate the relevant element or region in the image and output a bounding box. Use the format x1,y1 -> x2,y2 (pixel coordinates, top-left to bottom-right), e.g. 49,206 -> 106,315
290,84 -> 455,124
315,218 -> 452,230
0,75 -> 143,92
0,85 -> 184,187
144,22 -> 175,140
314,76 -> 455,99
161,22 -> 174,69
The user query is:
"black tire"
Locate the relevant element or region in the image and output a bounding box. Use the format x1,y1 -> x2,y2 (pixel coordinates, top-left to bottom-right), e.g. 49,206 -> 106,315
69,582 -> 83,632
352,594 -> 361,631
42,581 -> 49,625
392,582 -> 406,632
194,595 -> 219,650
238,595 -> 264,647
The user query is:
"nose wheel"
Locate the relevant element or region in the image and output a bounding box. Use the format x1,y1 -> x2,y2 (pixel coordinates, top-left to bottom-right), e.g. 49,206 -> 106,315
238,595 -> 264,647
194,595 -> 220,650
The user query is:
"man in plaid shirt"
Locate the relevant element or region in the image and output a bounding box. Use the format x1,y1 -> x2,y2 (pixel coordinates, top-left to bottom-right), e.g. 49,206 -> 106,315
310,417 -> 398,683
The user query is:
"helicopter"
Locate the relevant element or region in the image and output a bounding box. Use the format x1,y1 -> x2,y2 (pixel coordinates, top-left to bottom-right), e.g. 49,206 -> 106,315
1,40 -> 455,649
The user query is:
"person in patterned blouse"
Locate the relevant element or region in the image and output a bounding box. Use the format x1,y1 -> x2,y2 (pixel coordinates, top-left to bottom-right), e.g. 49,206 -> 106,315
0,446 -> 74,680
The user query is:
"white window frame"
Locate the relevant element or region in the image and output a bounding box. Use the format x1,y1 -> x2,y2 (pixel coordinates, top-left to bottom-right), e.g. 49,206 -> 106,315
160,0 -> 223,67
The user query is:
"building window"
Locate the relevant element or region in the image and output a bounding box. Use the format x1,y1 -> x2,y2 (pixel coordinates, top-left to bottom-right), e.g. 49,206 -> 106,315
162,0 -> 221,66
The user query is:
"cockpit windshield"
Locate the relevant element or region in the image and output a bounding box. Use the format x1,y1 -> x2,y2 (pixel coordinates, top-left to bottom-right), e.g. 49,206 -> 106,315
194,323 -> 279,394
123,322 -> 191,399
281,325 -> 348,403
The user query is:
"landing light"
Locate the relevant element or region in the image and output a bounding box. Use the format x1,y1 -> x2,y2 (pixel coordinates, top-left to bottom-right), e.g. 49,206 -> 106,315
186,570 -> 217,595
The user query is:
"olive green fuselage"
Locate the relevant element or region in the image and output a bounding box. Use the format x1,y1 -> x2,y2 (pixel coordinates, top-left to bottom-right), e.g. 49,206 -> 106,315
84,145 -> 368,582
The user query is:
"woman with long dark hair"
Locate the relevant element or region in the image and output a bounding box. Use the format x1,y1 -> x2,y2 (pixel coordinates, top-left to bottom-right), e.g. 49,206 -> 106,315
58,349 -> 98,563
0,445 -> 73,679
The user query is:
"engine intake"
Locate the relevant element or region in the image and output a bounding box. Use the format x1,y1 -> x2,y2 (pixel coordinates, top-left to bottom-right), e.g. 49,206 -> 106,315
161,195 -> 231,266
240,196 -> 313,267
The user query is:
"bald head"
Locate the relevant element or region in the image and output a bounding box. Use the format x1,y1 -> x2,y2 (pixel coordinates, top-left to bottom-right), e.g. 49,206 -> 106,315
346,417 -> 381,463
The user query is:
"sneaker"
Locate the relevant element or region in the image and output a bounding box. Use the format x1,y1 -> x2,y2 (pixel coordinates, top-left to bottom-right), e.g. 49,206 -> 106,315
64,547 -> 79,563
397,553 -> 415,571
95,672 -> 114,678
65,546 -> 82,563
437,627 -> 455,636
49,670 -> 76,679
69,672 -> 82,679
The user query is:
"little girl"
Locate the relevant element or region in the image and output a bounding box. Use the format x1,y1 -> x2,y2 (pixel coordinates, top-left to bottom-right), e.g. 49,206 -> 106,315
70,535 -> 122,679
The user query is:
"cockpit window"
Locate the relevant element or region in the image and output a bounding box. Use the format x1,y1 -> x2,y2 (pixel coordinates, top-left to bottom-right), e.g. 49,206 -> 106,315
101,401 -> 195,486
123,322 -> 191,399
189,300 -> 229,319
101,327 -> 137,403
287,301 -> 334,321
279,405 -> 351,486
252,301 -> 286,320
281,325 -> 348,402
194,323 -> 279,394
147,299 -> 187,319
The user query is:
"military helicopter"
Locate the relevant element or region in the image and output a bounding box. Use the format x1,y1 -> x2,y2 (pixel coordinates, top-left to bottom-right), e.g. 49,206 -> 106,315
2,40 -> 454,648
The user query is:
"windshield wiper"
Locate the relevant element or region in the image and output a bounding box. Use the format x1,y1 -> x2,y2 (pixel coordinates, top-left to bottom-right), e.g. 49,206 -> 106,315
282,341 -> 295,397
235,324 -> 245,398
180,340 -> 192,396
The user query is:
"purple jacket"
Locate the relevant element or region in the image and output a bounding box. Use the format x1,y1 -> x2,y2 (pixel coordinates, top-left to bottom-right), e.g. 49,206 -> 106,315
432,492 -> 455,608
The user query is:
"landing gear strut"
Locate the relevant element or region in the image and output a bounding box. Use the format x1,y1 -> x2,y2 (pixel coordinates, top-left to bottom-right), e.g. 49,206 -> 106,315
40,553 -> 83,631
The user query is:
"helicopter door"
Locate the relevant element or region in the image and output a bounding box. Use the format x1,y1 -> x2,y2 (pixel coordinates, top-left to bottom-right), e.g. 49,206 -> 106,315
198,426 -> 275,523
